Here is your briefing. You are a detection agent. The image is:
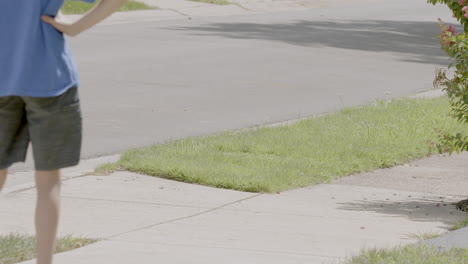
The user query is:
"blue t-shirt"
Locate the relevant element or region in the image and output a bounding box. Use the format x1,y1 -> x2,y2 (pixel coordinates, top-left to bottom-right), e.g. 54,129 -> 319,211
0,0 -> 94,97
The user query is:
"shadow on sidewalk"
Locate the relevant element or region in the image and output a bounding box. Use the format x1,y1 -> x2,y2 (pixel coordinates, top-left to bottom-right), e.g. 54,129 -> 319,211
167,20 -> 457,65
337,197 -> 466,226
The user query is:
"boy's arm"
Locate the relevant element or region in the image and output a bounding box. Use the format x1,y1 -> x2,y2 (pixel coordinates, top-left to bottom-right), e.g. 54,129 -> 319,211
41,0 -> 129,37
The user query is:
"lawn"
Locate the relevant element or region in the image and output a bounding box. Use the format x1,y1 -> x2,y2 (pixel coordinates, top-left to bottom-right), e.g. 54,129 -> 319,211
0,234 -> 97,264
61,0 -> 157,14
450,219 -> 468,231
97,96 -> 468,193
346,245 -> 467,264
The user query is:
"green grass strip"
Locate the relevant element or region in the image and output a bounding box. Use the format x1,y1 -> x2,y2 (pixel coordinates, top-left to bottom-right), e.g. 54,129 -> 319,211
61,0 -> 157,14
404,231 -> 445,241
97,96 -> 468,193
346,245 -> 468,264
0,233 -> 97,264
450,219 -> 468,231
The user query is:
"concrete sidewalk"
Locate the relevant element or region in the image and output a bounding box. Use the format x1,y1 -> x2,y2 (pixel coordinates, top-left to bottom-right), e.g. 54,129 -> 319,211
1,152 -> 466,264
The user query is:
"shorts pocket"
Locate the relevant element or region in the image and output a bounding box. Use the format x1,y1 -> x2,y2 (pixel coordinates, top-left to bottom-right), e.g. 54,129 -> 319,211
57,87 -> 80,110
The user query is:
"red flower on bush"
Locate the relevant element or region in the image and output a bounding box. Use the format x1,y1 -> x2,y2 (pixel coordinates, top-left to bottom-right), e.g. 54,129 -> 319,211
438,19 -> 459,46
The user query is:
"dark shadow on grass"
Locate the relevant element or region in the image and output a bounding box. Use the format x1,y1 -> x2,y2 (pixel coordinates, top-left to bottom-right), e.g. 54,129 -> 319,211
166,20 -> 461,65
337,197 -> 466,226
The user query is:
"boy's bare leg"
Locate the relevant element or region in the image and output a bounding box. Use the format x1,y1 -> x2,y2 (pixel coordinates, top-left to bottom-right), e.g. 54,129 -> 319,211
0,169 -> 7,192
35,170 -> 61,264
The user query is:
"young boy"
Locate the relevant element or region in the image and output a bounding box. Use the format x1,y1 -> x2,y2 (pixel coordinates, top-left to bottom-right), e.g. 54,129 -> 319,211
0,1 -> 127,264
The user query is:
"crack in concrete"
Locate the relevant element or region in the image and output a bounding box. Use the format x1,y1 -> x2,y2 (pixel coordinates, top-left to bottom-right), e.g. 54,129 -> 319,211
160,8 -> 193,20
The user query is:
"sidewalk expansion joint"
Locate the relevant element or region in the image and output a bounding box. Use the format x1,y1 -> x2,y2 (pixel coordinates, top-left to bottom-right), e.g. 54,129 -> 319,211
6,174 -> 92,195
108,239 -> 341,259
17,193 -> 211,210
103,192 -> 263,240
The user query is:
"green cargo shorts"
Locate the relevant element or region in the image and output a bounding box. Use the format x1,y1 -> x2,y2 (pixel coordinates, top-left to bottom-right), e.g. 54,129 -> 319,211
0,87 -> 82,171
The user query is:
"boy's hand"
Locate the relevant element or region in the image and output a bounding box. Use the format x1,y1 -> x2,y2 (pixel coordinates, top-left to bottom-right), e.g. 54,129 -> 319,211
42,0 -> 128,37
41,12 -> 81,37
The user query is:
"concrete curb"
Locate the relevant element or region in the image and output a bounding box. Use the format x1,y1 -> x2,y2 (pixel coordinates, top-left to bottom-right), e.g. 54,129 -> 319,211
408,89 -> 447,99
67,1 -> 260,26
67,0 -> 384,26
240,89 -> 447,132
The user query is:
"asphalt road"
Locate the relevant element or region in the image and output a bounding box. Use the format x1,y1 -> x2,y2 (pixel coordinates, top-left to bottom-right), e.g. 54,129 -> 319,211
10,0 -> 456,172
